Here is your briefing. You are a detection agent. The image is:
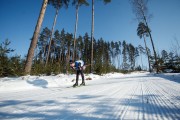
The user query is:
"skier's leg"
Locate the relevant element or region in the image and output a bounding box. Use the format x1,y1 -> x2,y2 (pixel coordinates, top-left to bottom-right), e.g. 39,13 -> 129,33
80,70 -> 85,85
73,70 -> 79,87
76,70 -> 79,85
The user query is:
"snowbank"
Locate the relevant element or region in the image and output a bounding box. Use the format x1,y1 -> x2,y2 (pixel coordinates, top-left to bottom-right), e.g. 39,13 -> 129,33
0,72 -> 179,92
0,72 -> 180,120
0,73 -> 119,92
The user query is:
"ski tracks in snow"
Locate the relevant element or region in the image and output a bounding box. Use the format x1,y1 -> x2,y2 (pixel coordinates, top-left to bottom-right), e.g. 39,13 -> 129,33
0,73 -> 180,120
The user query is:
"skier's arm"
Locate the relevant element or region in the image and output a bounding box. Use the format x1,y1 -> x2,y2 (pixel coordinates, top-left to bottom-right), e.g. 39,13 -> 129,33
78,63 -> 83,70
70,66 -> 76,70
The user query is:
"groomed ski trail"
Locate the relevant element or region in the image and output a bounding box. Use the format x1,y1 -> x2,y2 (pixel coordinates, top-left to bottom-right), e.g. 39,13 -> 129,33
0,73 -> 180,120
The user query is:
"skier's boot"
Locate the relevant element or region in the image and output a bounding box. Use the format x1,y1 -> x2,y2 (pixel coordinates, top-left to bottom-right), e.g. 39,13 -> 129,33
73,83 -> 78,87
80,82 -> 85,86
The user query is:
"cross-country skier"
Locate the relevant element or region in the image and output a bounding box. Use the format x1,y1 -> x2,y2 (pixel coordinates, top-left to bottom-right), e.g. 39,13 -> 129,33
69,60 -> 85,87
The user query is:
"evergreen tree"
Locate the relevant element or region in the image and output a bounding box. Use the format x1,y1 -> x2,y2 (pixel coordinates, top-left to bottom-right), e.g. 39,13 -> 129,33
128,44 -> 136,70
46,0 -> 70,67
122,41 -> 129,70
137,22 -> 151,72
110,41 -> 115,66
117,41 -> 122,69
83,33 -> 91,65
76,35 -> 84,59
72,0 -> 89,60
53,29 -> 61,61
25,0 -> 48,75
90,0 -> 111,73
10,55 -> 24,76
130,0 -> 159,73
65,32 -> 73,73
161,50 -> 169,63
0,39 -> 15,76
38,27 -> 51,64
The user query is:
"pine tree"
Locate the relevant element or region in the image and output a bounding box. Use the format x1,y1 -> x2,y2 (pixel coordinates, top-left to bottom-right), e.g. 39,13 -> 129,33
122,41 -> 129,70
0,39 -> 15,76
137,22 -> 151,72
130,0 -> 159,73
72,0 -> 89,60
128,44 -> 136,70
161,50 -> 169,64
46,0 -> 70,67
25,0 -> 48,75
38,27 -> 51,64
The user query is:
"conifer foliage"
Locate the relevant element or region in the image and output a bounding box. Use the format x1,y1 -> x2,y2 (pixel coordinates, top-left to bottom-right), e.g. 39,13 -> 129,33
2,0 -> 179,77
0,39 -> 24,76
1,31 -> 179,77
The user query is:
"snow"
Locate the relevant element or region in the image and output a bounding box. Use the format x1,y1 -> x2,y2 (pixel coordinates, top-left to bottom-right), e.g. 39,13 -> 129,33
0,72 -> 180,120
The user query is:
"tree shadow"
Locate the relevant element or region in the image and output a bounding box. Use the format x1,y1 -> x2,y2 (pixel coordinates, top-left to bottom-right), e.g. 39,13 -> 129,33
151,73 -> 180,83
1,73 -> 180,119
27,79 -> 48,88
113,73 -> 180,84
121,94 -> 179,118
0,93 -> 179,120
0,98 -> 107,120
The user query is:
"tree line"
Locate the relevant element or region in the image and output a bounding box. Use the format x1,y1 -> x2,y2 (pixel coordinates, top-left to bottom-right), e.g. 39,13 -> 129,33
1,0 -> 179,77
1,29 -> 179,77
0,33 -> 141,76
25,0 -> 161,74
24,0 -> 111,74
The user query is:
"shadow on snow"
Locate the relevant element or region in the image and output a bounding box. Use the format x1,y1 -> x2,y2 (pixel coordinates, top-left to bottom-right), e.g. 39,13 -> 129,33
27,79 -> 48,88
0,94 -> 179,120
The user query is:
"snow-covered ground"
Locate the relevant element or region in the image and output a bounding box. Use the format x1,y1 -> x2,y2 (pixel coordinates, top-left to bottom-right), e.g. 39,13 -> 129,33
0,72 -> 180,120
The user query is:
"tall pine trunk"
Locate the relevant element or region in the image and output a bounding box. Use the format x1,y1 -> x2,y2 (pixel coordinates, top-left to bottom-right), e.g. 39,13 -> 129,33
73,5 -> 79,61
45,8 -> 59,67
91,0 -> 94,73
66,43 -> 71,74
24,0 -> 48,75
143,15 -> 158,73
143,35 -> 151,72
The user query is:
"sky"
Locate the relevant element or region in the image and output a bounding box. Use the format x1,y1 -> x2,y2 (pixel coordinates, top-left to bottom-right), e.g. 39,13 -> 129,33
0,0 -> 180,60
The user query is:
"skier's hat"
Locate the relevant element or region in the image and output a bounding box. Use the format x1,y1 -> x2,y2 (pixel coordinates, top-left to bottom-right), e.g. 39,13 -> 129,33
69,60 -> 74,64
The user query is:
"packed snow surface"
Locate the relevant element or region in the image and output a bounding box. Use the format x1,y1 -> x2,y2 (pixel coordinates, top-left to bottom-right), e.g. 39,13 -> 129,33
0,72 -> 180,120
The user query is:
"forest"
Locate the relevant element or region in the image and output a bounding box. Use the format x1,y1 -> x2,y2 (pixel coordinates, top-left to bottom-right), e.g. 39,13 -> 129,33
1,29 -> 179,77
0,0 -> 180,77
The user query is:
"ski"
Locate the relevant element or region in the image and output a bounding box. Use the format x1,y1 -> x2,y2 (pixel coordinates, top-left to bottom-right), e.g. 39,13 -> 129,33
72,85 -> 86,88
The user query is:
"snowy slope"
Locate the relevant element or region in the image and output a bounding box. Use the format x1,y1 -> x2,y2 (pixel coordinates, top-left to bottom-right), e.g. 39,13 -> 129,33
0,72 -> 180,120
